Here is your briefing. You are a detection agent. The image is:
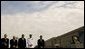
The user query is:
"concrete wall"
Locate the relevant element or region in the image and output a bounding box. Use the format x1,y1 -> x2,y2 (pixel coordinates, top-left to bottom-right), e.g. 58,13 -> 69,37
45,26 -> 84,48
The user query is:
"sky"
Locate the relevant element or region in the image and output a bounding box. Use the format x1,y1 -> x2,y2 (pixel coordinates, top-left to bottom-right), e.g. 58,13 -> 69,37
1,1 -> 84,46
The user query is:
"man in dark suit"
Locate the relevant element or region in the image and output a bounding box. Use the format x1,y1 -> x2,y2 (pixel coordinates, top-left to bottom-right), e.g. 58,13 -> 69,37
1,34 -> 9,48
10,36 -> 17,48
37,35 -> 45,48
18,34 -> 26,48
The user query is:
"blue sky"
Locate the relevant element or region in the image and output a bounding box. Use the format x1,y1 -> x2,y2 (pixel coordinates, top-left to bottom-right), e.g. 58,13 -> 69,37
1,1 -> 57,14
1,1 -> 82,15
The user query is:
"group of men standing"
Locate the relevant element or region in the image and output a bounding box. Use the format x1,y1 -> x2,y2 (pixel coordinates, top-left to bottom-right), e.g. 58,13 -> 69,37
1,34 -> 45,48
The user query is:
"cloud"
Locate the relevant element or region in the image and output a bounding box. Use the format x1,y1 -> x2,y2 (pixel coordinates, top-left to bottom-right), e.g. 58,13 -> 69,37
1,1 -> 84,36
49,1 -> 84,9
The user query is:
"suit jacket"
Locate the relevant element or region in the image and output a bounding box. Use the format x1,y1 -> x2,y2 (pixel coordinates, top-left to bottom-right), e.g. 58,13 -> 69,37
10,39 -> 17,48
18,38 -> 26,48
38,39 -> 45,48
1,38 -> 9,48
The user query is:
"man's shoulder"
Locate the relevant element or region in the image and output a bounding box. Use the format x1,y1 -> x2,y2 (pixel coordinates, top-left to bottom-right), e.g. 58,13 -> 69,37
38,39 -> 44,40
10,39 -> 13,41
38,39 -> 41,41
10,39 -> 12,41
1,38 -> 9,40
18,38 -> 22,40
1,38 -> 4,39
24,38 -> 26,40
1,38 -> 4,41
7,38 -> 9,40
42,39 -> 44,41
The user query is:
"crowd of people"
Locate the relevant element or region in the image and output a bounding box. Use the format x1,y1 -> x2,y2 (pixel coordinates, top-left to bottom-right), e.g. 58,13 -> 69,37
1,34 -> 45,48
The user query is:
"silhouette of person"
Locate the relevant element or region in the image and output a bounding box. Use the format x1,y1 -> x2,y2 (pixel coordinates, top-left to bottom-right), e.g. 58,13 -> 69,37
18,34 -> 26,48
37,35 -> 45,48
1,34 -> 9,48
10,36 -> 17,48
